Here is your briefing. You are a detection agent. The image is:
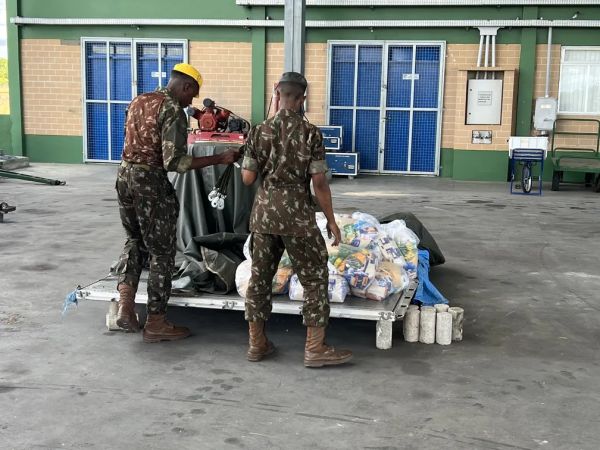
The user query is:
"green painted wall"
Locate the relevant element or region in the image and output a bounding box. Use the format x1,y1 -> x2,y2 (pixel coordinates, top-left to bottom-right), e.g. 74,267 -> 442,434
7,0 -> 23,156
9,1 -> 600,182
0,115 -> 12,153
21,27 -> 252,42
24,135 -> 83,164
440,149 -> 509,181
20,0 -> 247,20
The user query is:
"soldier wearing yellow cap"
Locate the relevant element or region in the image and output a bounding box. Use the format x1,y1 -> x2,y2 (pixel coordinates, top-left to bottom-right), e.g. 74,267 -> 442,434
114,63 -> 240,342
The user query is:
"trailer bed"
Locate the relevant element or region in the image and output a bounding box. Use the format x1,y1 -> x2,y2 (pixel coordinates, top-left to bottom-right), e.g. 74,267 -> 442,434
77,275 -> 418,349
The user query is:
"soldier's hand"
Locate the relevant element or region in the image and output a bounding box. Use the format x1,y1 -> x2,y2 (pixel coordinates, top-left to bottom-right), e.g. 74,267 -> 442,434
327,221 -> 341,246
219,149 -> 241,165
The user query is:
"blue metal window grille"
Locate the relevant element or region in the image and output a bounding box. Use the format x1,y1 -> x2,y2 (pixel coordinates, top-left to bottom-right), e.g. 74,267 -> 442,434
83,39 -> 185,162
329,44 -> 382,171
329,42 -> 443,174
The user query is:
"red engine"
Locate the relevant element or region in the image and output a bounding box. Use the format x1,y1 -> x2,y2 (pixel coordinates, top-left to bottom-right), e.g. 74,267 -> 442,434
193,98 -> 231,132
187,98 -> 249,145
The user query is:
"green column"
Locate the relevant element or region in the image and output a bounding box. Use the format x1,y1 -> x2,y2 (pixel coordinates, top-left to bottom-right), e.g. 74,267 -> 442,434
515,6 -> 538,136
6,0 -> 23,156
250,6 -> 266,124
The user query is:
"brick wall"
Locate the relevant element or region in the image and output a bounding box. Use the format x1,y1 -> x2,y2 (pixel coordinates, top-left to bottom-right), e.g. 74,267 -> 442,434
265,43 -> 328,125
21,39 -> 82,136
442,44 -> 521,151
189,42 -> 252,121
20,40 -> 253,137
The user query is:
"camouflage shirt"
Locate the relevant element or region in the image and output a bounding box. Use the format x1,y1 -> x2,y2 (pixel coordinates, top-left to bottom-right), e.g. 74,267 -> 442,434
121,88 -> 192,173
242,109 -> 329,237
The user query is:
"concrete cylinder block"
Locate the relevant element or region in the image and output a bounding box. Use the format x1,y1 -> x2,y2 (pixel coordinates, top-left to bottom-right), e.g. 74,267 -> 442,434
436,311 -> 453,345
403,308 -> 420,343
419,307 -> 436,344
449,307 -> 464,341
434,303 -> 449,313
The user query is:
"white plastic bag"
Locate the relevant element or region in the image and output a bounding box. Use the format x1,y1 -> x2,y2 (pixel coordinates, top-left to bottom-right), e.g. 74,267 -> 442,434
289,273 -> 349,303
378,261 -> 410,294
377,235 -> 406,266
328,243 -> 380,290
235,260 -> 252,298
380,220 -> 419,273
243,235 -> 252,260
351,212 -> 382,231
236,260 -> 293,297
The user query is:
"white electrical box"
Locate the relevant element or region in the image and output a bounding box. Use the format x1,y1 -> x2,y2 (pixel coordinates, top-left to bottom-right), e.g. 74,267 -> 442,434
533,97 -> 557,131
466,79 -> 503,125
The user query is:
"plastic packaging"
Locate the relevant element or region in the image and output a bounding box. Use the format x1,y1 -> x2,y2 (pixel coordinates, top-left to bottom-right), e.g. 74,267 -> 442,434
381,220 -> 420,273
328,244 -> 380,289
342,215 -> 380,249
235,260 -> 293,297
289,273 -> 349,303
243,235 -> 252,260
235,260 -> 252,298
377,235 -> 407,266
351,212 -> 382,231
378,261 -> 410,294
272,266 -> 293,294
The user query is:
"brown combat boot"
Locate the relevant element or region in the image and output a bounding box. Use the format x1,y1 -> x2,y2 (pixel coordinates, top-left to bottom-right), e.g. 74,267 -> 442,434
143,313 -> 191,343
247,320 -> 275,362
304,326 -> 352,368
116,284 -> 140,332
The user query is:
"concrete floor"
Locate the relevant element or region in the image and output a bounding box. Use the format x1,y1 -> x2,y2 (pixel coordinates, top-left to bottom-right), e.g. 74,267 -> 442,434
1,164 -> 600,450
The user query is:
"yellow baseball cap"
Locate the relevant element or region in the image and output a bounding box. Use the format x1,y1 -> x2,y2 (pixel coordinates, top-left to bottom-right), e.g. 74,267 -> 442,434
173,63 -> 203,92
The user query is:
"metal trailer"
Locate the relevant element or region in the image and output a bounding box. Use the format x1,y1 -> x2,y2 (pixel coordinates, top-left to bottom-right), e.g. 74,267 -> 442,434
76,276 -> 418,350
550,118 -> 600,192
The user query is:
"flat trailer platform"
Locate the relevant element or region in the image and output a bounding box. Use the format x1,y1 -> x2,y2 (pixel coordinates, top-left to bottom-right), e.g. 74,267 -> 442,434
77,275 -> 418,350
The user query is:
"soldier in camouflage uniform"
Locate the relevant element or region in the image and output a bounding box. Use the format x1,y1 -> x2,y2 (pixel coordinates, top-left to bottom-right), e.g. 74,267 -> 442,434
241,72 -> 353,367
115,63 -> 239,342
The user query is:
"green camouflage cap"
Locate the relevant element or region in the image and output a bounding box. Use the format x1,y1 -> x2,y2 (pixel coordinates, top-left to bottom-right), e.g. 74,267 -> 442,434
278,72 -> 308,92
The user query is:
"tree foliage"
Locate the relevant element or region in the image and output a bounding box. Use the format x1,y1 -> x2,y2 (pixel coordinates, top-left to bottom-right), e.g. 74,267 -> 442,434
0,59 -> 8,84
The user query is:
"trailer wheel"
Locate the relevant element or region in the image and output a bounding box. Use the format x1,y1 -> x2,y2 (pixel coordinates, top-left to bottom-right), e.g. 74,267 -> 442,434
551,171 -> 560,191
594,175 -> 600,193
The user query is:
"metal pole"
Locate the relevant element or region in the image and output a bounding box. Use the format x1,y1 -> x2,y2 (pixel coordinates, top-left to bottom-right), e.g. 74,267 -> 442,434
545,26 -> 553,98
284,0 -> 306,73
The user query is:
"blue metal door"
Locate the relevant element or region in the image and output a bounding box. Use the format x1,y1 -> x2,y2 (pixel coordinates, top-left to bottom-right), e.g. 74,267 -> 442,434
135,42 -> 185,94
83,39 -> 185,162
383,44 -> 442,174
84,41 -> 132,162
329,44 -> 383,172
328,42 -> 444,174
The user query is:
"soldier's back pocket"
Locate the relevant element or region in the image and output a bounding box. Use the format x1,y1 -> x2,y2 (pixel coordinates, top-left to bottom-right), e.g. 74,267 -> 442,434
130,169 -> 168,198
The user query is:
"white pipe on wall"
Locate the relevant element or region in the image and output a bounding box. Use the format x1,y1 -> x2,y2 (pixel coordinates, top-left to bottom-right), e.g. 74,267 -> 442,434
476,34 -> 484,68
237,0 -> 600,6
11,17 -> 600,29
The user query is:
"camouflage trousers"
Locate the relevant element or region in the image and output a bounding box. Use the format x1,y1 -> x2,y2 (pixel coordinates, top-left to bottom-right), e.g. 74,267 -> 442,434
245,227 -> 330,327
115,164 -> 179,314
